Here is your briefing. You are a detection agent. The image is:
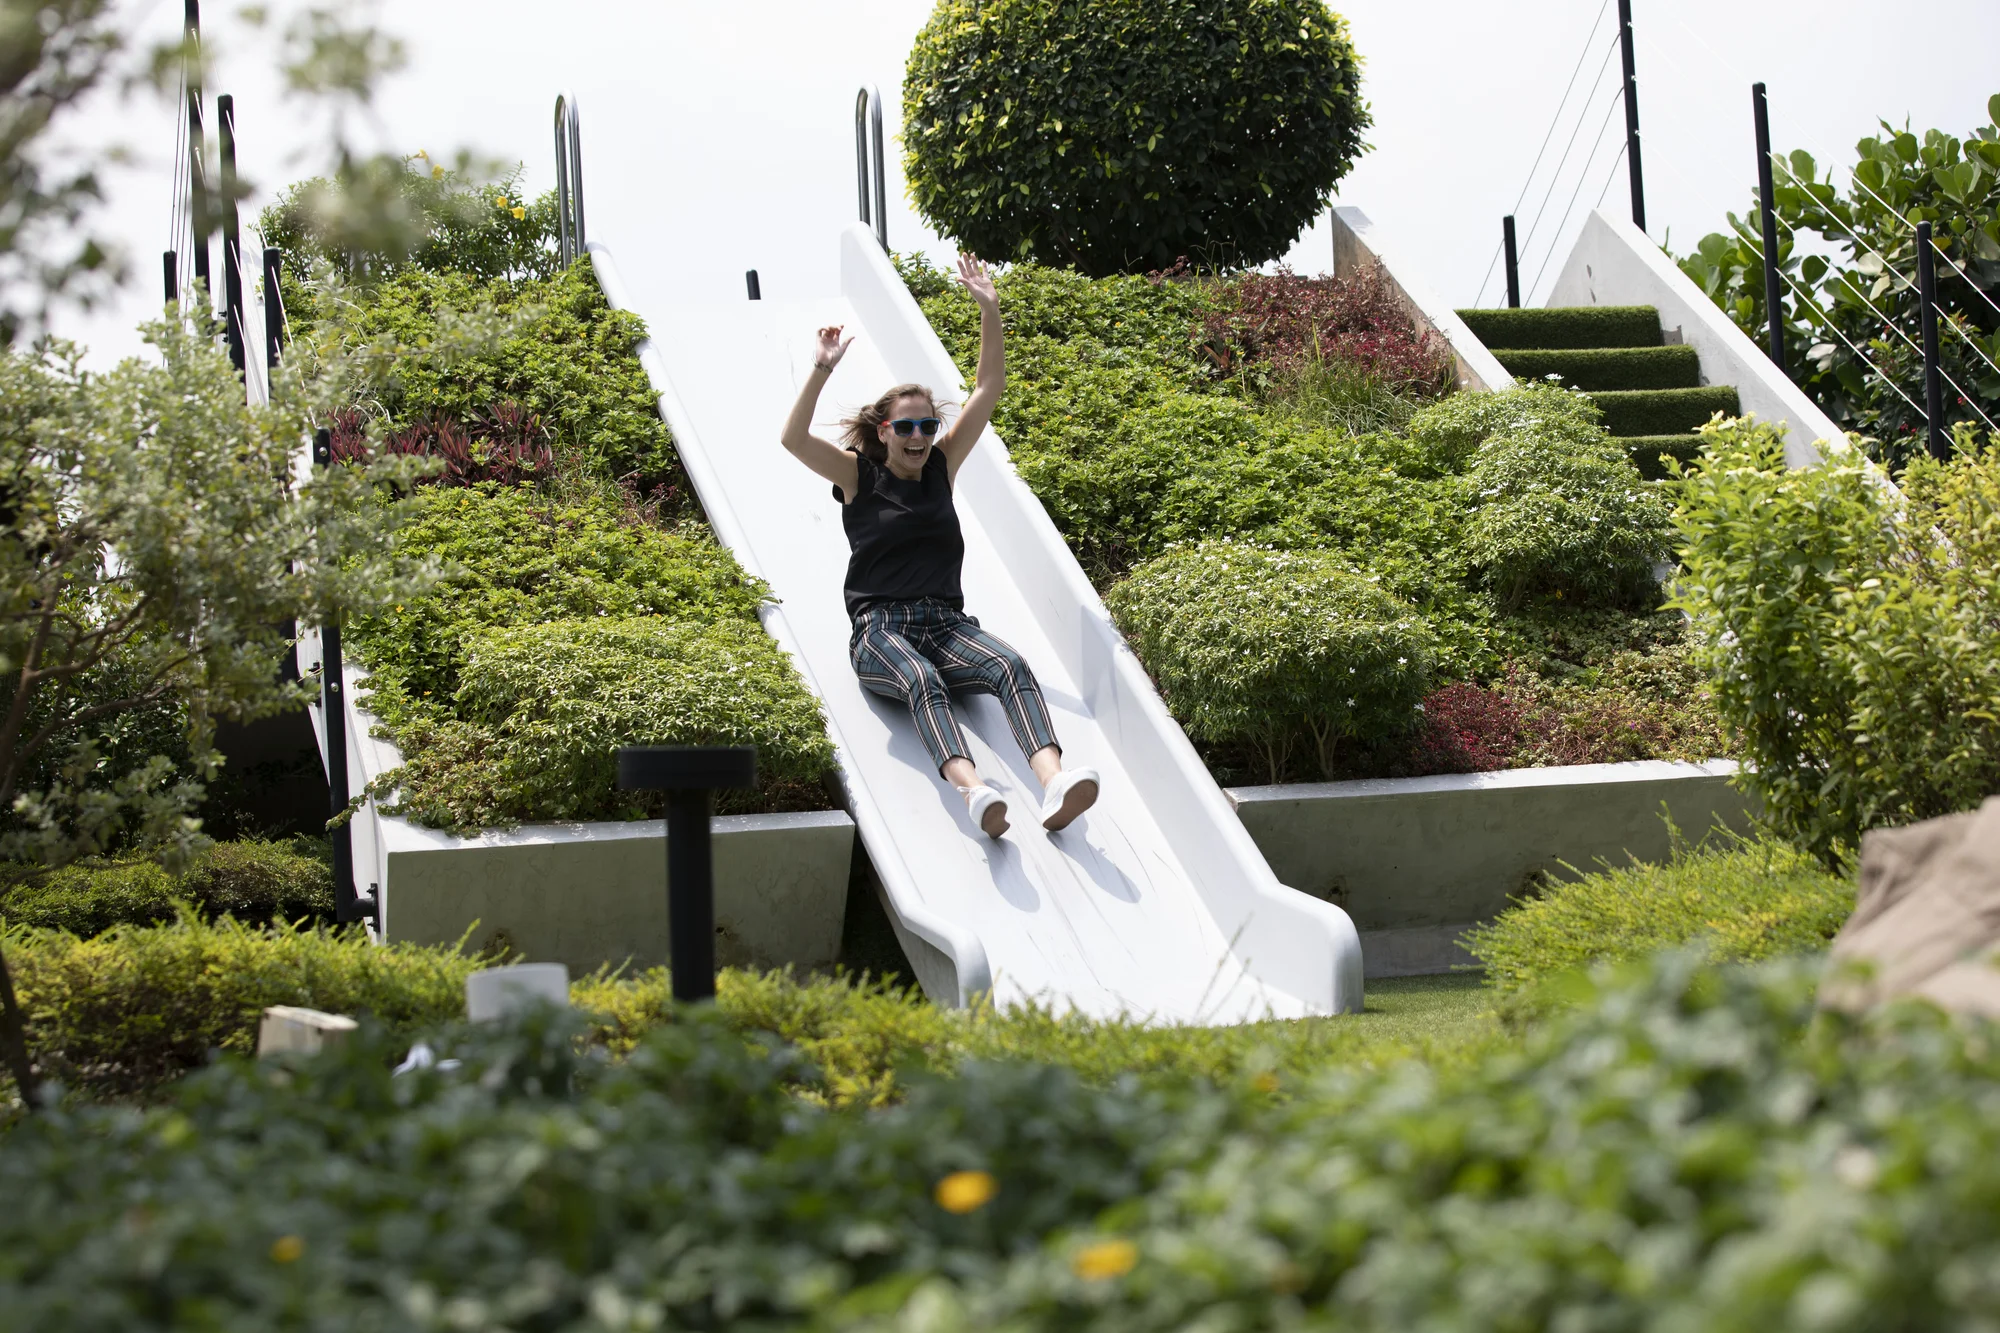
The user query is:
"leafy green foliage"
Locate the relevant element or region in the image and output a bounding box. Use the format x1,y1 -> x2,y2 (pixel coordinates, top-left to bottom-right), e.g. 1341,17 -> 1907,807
1679,98 -> 2000,467
0,840 -> 332,936
5,952 -> 1999,1330
903,0 -> 1369,275
260,158 -> 559,284
1108,542 -> 1435,780
383,616 -> 834,829
1463,834 -> 1854,1006
300,257 -> 683,491
342,486 -> 829,825
1672,419 -> 2000,863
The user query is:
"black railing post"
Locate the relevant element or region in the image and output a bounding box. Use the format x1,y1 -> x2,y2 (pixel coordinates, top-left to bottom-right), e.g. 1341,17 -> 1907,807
1753,82 -> 1785,371
616,747 -> 758,1003
1618,0 -> 1645,232
218,93 -> 244,374
1503,215 -> 1521,308
745,269 -> 762,301
855,87 -> 888,252
1918,221 -> 1948,460
262,246 -> 286,373
185,0 -> 209,302
312,428 -> 377,928
162,251 -> 178,309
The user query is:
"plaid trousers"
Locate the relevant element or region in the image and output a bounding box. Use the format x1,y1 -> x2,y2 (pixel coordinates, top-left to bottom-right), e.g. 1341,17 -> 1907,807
850,599 -> 1061,774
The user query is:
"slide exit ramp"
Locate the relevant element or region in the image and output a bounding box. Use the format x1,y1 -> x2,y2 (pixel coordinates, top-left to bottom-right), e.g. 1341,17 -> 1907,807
591,224 -> 1362,1022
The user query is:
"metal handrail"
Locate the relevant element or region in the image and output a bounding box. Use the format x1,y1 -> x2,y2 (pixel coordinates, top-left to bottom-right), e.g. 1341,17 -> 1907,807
554,92 -> 586,267
854,85 -> 887,252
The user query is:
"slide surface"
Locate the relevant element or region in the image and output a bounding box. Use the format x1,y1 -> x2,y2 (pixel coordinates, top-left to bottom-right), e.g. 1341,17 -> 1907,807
592,226 -> 1362,1022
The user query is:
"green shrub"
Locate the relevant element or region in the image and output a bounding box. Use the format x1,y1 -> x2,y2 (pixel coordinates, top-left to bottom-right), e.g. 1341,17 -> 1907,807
6,953 -> 2000,1330
1464,421 -> 1676,609
0,840 -> 332,935
308,258 -> 681,488
383,616 -> 835,829
1587,384 -> 1741,437
1492,344 -> 1701,391
1673,420 -> 2000,862
1462,834 -> 1853,1005
903,0 -> 1368,275
1107,541 -> 1435,780
1455,304 -> 1662,349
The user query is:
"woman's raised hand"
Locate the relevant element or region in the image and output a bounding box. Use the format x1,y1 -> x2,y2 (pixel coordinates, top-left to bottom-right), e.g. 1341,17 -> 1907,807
814,324 -> 855,372
957,253 -> 997,308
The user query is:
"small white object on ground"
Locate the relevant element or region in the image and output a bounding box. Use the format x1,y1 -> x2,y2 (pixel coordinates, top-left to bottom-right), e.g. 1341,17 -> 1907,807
257,1006 -> 358,1057
465,962 -> 571,1022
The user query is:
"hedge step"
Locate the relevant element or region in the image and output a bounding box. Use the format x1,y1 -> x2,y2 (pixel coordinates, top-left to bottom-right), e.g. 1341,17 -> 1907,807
1588,386 -> 1740,438
1494,345 -> 1700,392
1456,305 -> 1662,350
1615,434 -> 1707,481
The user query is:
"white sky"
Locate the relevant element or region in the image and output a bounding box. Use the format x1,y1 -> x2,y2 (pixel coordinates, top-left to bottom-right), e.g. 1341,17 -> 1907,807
52,0 -> 2000,367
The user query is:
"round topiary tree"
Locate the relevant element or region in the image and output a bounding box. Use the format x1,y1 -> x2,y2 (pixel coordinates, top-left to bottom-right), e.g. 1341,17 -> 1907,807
903,0 -> 1369,277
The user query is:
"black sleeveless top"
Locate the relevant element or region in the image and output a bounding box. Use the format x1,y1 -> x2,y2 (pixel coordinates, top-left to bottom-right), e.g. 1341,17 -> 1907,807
835,449 -> 965,617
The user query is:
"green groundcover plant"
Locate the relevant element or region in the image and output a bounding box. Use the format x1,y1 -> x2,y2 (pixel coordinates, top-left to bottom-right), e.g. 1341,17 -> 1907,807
0,840 -> 332,937
2,950 -> 1996,1329
1673,418 -> 2000,864
904,0 -> 1368,275
343,486 -> 833,827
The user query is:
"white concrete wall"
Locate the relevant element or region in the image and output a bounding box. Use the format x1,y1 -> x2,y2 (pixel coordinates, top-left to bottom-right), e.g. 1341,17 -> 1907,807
1229,760 -> 1757,978
1547,209 -> 1848,470
1332,206 -> 1514,395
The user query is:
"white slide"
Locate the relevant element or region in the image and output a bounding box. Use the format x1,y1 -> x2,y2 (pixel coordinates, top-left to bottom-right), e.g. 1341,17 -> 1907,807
591,225 -> 1363,1022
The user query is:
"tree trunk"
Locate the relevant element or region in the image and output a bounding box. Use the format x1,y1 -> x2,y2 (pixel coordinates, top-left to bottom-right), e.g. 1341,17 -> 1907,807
0,940 -> 39,1112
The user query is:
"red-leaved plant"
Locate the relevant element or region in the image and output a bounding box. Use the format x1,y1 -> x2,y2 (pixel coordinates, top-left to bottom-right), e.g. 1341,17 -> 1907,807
325,402 -> 554,488
1199,263 -> 1455,397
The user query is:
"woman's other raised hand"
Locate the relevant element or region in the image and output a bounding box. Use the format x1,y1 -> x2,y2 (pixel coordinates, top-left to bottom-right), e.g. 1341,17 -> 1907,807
956,253 -> 997,309
814,324 -> 855,372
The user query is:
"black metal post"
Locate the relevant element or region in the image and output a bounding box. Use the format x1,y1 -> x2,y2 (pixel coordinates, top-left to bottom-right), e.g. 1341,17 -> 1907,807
745,269 -> 762,301
262,246 -> 285,372
218,93 -> 244,374
1753,83 -> 1785,371
1918,221 -> 1948,459
616,747 -> 758,1003
162,250 -> 177,309
855,87 -> 888,251
312,428 -> 377,927
1617,0 -> 1645,232
1502,215 -> 1521,308
185,0 -> 209,301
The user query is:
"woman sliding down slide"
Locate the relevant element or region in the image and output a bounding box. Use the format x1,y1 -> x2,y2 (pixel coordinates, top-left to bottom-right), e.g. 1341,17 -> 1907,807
778,254 -> 1098,840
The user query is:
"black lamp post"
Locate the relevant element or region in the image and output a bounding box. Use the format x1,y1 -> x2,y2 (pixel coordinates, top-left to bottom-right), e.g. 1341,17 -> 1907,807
616,746 -> 758,1002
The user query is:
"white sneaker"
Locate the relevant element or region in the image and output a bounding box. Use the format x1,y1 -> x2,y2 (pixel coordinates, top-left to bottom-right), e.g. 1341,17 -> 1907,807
964,785 -> 1009,839
1040,768 -> 1100,831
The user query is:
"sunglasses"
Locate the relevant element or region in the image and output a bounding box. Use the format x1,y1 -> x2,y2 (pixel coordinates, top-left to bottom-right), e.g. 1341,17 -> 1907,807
887,417 -> 942,438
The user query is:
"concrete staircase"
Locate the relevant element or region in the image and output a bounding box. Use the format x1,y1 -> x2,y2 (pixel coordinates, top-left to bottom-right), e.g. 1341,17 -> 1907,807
1455,305 -> 1739,479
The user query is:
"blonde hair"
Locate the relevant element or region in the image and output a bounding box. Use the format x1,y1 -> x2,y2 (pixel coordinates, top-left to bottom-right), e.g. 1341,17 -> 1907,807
839,383 -> 946,464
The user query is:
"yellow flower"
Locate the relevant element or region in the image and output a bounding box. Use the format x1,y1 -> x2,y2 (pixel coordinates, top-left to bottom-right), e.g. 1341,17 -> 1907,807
1252,1071 -> 1280,1094
1072,1238 -> 1138,1280
494,196 -> 509,208
512,206 -> 526,220
270,1235 -> 305,1264
432,165 -> 445,179
933,1169 -> 997,1214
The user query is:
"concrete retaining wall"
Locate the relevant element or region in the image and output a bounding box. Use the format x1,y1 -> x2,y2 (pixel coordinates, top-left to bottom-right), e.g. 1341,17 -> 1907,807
1229,760 -> 1757,978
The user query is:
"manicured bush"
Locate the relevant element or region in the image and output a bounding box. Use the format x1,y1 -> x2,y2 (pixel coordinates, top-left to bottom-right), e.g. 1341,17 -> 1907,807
1674,419 -> 2000,863
1619,432 -> 1706,480
1107,542 -> 1435,780
0,840 -> 332,935
1197,265 -> 1455,397
1587,384 -> 1741,437
1492,343 -> 1701,391
903,0 -> 1368,275
6,953 -> 1999,1330
1463,835 -> 1853,1006
1455,303 -> 1662,349
382,616 -> 835,829
1463,396 -> 1676,609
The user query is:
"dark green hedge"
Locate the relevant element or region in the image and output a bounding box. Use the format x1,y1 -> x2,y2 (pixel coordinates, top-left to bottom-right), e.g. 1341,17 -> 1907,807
1458,305 -> 1662,349
0,841 -> 333,936
1589,385 -> 1741,437
4,953 -> 1999,1329
1619,433 -> 1707,480
1494,344 -> 1700,390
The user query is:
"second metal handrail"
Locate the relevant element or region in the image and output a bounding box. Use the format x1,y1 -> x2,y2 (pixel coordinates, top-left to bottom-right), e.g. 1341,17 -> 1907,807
855,85 -> 887,252
554,92 -> 587,267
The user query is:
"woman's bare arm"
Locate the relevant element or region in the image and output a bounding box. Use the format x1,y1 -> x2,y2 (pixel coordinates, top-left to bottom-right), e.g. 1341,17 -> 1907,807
938,255 -> 1002,481
781,325 -> 861,499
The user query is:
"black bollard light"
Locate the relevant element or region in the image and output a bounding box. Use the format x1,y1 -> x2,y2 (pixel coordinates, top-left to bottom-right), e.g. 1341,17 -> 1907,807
616,746 -> 757,1002
745,269 -> 762,301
